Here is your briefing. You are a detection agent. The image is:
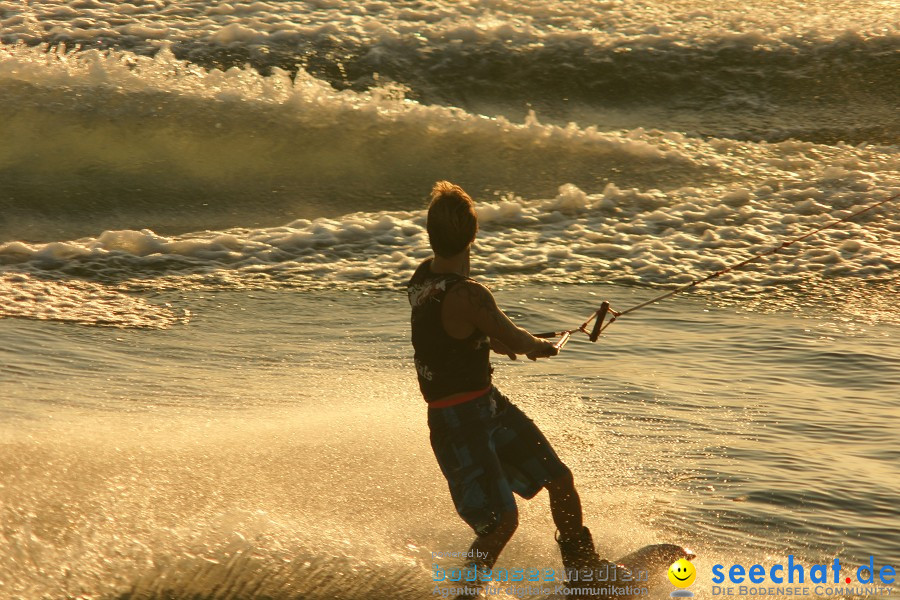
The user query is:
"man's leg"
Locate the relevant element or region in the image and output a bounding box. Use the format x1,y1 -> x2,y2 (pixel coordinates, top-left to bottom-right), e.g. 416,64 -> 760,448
487,393 -> 586,540
487,393 -> 633,594
547,470 -> 635,594
545,469 -> 584,540
452,507 -> 518,598
428,392 -> 520,592
466,509 -> 518,570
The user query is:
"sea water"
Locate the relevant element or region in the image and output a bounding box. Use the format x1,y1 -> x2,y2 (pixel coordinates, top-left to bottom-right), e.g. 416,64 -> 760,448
0,1 -> 898,599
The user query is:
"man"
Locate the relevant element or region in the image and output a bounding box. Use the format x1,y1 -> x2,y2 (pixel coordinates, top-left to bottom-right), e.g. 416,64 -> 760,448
407,181 -> 630,597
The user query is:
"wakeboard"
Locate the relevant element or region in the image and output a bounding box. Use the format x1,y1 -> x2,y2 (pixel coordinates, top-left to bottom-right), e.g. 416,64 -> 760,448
614,543 -> 695,594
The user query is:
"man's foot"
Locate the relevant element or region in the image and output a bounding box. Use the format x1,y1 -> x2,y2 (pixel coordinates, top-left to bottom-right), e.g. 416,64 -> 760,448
557,527 -> 636,597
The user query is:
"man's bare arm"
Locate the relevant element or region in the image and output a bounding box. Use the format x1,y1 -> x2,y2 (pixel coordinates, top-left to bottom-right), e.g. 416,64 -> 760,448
490,337 -> 518,360
445,281 -> 557,358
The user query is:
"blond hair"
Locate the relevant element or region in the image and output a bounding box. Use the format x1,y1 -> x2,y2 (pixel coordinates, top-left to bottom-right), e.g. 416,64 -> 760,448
426,181 -> 478,258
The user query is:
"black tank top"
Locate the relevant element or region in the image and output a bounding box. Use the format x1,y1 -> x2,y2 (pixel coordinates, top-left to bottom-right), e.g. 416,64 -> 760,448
407,259 -> 492,402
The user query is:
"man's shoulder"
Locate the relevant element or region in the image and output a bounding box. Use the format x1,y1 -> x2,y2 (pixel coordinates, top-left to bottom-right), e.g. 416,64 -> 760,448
444,278 -> 495,311
446,277 -> 484,294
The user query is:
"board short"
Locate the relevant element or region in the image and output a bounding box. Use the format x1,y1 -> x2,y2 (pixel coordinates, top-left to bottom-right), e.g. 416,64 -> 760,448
427,386 -> 570,536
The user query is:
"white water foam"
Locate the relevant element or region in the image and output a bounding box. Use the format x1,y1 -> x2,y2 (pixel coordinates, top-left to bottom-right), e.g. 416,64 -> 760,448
0,35 -> 897,329
2,0 -> 896,58
0,42 -> 697,167
1,179 -> 897,328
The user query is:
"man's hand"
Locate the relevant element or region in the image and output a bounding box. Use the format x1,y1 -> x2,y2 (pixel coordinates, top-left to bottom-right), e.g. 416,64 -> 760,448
490,338 -> 517,361
526,339 -> 559,361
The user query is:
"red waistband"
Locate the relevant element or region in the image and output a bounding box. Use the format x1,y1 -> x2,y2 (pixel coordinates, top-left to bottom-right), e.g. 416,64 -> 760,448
426,385 -> 492,409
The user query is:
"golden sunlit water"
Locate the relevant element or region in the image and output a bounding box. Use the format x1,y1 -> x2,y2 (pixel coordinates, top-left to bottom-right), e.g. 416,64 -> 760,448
1,0 -> 898,598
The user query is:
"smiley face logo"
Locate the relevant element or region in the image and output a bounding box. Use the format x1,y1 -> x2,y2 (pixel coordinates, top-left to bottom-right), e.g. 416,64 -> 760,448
668,558 -> 696,588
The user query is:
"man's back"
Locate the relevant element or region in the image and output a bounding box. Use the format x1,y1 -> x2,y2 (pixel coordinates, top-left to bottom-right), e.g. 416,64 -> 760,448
408,258 -> 492,403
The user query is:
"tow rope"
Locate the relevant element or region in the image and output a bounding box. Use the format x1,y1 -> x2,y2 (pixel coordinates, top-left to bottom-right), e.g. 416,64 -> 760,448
535,191 -> 899,350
